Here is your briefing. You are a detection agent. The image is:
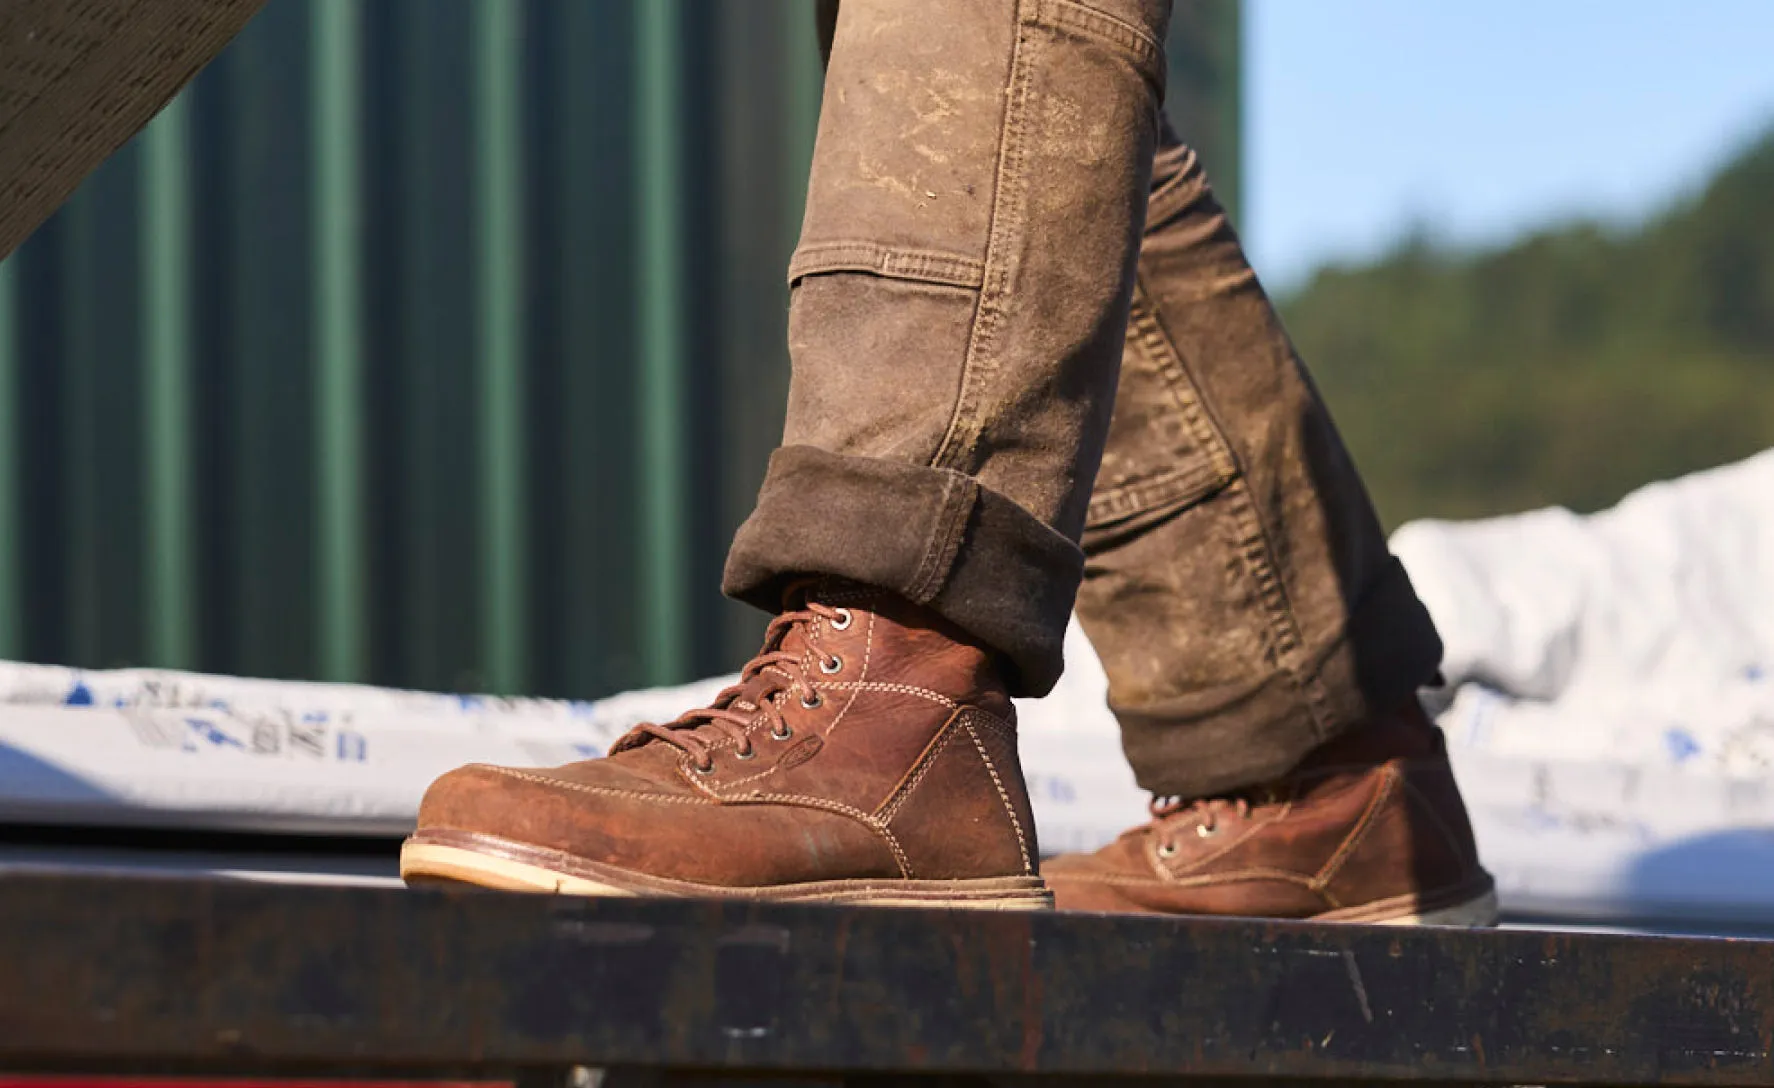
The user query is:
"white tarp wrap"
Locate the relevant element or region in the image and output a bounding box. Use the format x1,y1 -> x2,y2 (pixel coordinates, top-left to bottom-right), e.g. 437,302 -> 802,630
0,448 -> 1771,923
0,669 -> 725,833
1395,447 -> 1774,776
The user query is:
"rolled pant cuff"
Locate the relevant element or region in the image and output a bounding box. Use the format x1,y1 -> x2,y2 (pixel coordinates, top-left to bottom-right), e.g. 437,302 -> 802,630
723,445 -> 1084,697
1117,556 -> 1444,798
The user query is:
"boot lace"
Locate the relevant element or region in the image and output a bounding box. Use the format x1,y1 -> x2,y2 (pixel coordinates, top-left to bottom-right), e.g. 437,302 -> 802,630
612,585 -> 850,773
1147,792 -> 1267,856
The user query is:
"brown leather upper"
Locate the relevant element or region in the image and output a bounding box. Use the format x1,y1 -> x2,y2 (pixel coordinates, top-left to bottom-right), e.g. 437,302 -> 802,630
1044,703 -> 1491,917
415,581 -> 1040,887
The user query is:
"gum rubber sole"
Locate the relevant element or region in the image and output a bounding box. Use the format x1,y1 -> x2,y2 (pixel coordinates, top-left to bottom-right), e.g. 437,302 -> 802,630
400,835 -> 1055,911
1045,875 -> 1500,926
403,832 -> 1492,924
1316,882 -> 1501,927
1366,888 -> 1500,927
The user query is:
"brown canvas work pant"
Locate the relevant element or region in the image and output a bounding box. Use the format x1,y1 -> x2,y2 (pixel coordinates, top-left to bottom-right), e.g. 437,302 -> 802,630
724,0 -> 1444,799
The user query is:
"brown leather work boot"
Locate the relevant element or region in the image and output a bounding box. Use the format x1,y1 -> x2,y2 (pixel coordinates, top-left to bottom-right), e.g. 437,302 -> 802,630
401,580 -> 1051,909
1044,703 -> 1497,924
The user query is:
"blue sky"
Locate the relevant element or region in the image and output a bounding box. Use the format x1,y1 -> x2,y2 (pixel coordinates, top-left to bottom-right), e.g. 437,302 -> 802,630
1245,0 -> 1774,290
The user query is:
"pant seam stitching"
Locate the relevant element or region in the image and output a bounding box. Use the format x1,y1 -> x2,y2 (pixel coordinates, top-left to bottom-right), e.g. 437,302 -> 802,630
1222,478 -> 1340,733
1086,282 -> 1240,528
1145,145 -> 1209,228
1034,0 -> 1166,68
1141,271 -> 1338,739
1087,462 -> 1233,527
789,241 -> 987,289
928,0 -> 1037,474
906,471 -> 976,603
1126,280 -> 1241,478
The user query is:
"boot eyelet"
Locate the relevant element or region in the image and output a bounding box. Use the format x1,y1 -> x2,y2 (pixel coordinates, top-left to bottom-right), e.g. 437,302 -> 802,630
1196,823 -> 1218,838
800,690 -> 823,709
819,654 -> 843,675
693,761 -> 716,775
771,724 -> 794,741
734,747 -> 756,761
829,608 -> 853,631
1156,841 -> 1179,858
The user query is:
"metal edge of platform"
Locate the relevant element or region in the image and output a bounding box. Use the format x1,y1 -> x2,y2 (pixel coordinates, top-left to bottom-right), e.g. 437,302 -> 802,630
1,870 -> 1769,1085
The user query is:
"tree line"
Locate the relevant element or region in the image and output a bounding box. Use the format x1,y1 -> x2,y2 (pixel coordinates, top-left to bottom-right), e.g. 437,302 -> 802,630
1280,127 -> 1774,526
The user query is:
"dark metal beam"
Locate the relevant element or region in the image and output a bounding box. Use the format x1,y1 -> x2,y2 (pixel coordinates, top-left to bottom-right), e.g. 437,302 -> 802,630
2,872 -> 1771,1084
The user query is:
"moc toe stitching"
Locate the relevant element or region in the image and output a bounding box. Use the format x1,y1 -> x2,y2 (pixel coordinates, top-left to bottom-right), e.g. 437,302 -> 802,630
746,791 -> 882,824
745,791 -> 914,877
480,764 -> 713,804
1172,868 -> 1320,889
438,774 -> 910,885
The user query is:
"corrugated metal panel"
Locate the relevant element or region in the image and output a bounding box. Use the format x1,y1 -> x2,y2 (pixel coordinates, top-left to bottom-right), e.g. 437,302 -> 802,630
0,0 -> 1238,700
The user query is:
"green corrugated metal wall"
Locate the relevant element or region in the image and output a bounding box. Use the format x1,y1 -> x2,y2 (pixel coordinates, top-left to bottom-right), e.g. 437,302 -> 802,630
0,0 -> 1239,700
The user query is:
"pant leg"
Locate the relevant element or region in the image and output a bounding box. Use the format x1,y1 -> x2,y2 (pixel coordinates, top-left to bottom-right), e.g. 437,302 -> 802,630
724,0 -> 1173,697
1076,122 -> 1444,798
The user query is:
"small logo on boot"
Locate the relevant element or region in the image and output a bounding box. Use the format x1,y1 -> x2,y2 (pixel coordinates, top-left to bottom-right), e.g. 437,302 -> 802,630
778,735 -> 825,770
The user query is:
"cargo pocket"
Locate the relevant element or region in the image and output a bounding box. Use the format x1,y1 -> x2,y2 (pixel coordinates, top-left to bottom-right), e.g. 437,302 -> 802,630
1085,280 -> 1239,533
780,246 -> 988,467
